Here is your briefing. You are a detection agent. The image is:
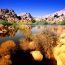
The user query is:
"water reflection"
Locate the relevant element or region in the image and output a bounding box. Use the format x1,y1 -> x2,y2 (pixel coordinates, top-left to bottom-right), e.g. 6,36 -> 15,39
0,25 -> 65,43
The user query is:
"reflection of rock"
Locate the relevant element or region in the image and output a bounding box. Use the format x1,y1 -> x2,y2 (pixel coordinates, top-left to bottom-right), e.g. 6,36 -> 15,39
0,25 -> 17,38
0,24 -> 8,38
0,24 -> 7,34
8,26 -> 17,37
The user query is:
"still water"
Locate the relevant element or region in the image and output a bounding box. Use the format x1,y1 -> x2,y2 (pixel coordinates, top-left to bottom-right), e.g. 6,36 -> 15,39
0,25 -> 65,43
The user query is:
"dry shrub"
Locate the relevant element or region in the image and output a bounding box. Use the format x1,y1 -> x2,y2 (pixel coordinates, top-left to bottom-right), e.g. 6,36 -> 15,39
20,39 -> 38,51
0,40 -> 16,55
19,39 -> 30,51
19,28 -> 58,60
53,33 -> 65,65
0,40 -> 16,65
32,29 -> 58,59
0,55 -> 12,65
28,41 -> 37,50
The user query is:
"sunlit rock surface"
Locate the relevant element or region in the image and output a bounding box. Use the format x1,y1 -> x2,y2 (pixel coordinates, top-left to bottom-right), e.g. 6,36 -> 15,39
30,51 -> 43,61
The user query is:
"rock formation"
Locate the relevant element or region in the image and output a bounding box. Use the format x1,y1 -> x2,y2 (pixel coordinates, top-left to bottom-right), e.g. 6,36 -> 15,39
19,13 -> 33,22
0,9 -> 19,22
0,9 -> 33,23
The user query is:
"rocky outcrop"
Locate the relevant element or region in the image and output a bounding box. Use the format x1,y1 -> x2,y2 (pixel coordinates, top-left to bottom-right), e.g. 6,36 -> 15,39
0,9 -> 19,22
43,8 -> 65,23
34,8 -> 65,24
0,9 -> 33,22
19,13 -> 33,22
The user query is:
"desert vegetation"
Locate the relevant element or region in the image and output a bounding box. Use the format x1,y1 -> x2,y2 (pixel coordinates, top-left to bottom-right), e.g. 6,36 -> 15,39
0,20 -> 17,26
0,40 -> 16,65
0,25 -> 65,65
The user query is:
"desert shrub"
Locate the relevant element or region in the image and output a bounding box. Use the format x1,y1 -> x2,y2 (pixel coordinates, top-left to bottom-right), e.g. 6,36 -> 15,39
31,29 -> 58,59
19,39 -> 30,51
0,40 -> 16,55
19,28 -> 58,59
58,20 -> 65,25
32,19 -> 36,23
18,21 -> 32,25
0,40 -> 16,65
0,20 -> 17,26
0,55 -> 12,65
34,20 -> 48,25
0,20 -> 12,26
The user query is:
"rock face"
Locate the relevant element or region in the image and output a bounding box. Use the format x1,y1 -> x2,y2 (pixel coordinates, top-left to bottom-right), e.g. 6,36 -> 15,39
0,9 -> 19,22
34,8 -> 65,24
19,13 -> 33,22
0,9 -> 33,22
43,8 -> 65,23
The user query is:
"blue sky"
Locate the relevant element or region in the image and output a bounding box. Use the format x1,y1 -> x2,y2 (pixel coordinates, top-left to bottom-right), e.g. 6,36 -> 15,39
0,0 -> 65,17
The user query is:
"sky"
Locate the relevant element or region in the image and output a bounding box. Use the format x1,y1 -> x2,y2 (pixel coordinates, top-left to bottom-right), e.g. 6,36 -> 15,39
0,0 -> 65,17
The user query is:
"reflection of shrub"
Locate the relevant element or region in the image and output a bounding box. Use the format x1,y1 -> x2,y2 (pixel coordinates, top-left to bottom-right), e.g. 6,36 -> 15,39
19,25 -> 32,38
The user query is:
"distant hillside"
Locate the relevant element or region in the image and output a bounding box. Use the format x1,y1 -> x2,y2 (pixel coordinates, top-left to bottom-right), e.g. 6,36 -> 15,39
34,8 -> 65,24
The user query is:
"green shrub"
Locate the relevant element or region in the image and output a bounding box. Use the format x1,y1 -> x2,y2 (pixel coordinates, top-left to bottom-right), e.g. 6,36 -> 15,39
34,20 -> 48,25
59,20 -> 65,25
0,20 -> 17,26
